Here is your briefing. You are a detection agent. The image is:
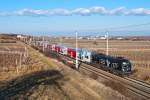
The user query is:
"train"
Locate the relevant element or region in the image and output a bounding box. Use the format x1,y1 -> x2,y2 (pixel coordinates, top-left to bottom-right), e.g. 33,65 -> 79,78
32,41 -> 132,76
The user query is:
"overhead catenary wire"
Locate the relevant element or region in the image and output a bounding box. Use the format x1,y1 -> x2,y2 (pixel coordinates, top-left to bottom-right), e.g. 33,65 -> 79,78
77,22 -> 150,37
105,22 -> 150,31
82,22 -> 150,32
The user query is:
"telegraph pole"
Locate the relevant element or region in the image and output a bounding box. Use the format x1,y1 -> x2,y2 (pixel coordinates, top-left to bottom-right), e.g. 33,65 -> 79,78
43,36 -> 45,52
75,31 -> 78,69
106,31 -> 110,67
106,31 -> 109,56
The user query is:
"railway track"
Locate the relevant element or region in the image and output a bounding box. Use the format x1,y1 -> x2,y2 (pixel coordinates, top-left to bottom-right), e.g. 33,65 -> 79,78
58,53 -> 150,100
80,64 -> 150,100
31,45 -> 150,100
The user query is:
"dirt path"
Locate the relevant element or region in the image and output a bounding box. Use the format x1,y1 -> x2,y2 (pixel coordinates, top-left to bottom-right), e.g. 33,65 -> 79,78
0,43 -> 130,100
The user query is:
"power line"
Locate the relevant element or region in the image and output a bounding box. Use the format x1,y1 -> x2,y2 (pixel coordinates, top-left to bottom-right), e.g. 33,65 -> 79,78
106,22 -> 150,30
80,22 -> 150,32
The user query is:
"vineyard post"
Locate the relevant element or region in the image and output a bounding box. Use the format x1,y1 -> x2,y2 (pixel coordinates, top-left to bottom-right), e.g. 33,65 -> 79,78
25,47 -> 28,58
2,52 -> 4,71
19,52 -> 22,72
26,37 -> 27,43
16,58 -> 18,73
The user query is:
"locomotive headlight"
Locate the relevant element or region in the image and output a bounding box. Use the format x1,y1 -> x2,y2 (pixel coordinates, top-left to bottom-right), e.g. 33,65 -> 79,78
122,62 -> 127,65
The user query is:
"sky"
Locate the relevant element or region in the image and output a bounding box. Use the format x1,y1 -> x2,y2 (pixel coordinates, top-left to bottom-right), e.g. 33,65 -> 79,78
0,0 -> 150,36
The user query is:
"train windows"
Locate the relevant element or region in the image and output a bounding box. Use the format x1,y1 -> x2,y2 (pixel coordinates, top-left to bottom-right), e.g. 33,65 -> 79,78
122,62 -> 130,70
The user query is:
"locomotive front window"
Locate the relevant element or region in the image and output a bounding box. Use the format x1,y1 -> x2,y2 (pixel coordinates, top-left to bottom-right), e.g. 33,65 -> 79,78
122,62 -> 128,67
122,62 -> 131,72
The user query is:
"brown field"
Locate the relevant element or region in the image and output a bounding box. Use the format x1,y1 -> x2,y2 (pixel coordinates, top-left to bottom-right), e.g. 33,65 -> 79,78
53,38 -> 150,83
0,38 -> 129,99
0,39 -> 27,71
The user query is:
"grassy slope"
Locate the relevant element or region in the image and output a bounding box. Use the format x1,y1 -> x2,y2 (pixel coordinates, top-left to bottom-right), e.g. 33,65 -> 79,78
0,42 -> 129,100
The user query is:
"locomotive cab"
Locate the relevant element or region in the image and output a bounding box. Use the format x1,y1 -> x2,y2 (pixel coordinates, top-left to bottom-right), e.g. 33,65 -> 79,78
121,61 -> 132,74
117,57 -> 132,75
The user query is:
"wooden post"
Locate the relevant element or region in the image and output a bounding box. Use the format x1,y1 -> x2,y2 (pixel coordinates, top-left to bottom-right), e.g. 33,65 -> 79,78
25,47 -> 28,57
20,53 -> 22,68
16,59 -> 18,74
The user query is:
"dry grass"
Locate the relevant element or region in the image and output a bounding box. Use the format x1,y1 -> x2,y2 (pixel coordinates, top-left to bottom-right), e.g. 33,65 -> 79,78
0,41 -> 130,100
102,80 -> 127,96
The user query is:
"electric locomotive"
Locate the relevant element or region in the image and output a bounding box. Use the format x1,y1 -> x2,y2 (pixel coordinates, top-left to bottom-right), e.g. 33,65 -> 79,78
92,53 -> 132,76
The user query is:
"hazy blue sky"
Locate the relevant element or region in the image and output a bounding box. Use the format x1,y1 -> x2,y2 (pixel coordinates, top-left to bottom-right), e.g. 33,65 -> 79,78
0,0 -> 150,36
